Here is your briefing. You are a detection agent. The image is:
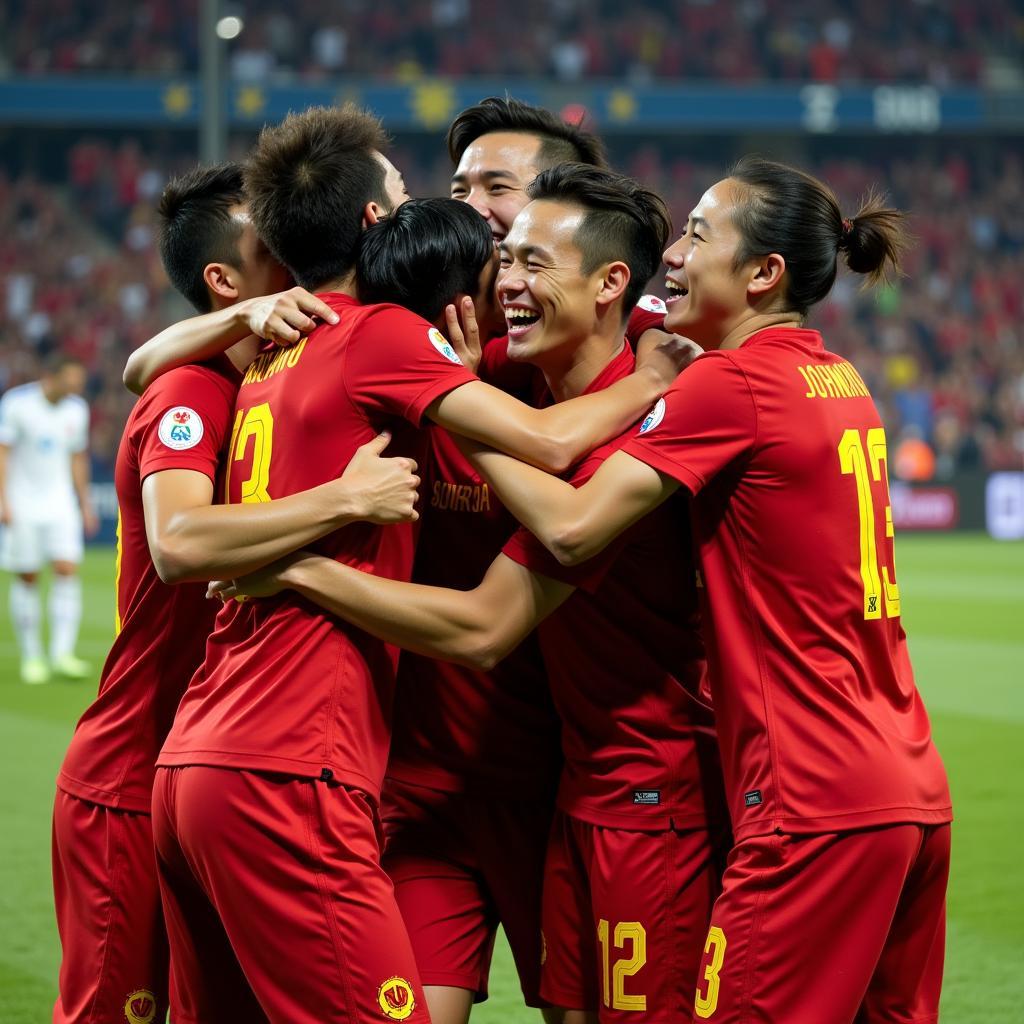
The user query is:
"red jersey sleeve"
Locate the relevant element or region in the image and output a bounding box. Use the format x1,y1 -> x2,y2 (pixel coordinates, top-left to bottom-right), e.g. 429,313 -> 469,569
135,362 -> 239,483
625,295 -> 668,348
621,352 -> 757,495
344,304 -> 479,426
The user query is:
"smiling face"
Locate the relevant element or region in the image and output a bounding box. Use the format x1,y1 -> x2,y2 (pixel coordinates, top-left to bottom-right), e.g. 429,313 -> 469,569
497,198 -> 614,367
662,177 -> 761,349
451,132 -> 544,243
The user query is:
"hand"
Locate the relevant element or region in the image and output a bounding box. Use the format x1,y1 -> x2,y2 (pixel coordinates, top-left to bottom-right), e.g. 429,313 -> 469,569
81,503 -> 100,538
243,287 -> 340,347
444,296 -> 482,373
337,431 -> 420,524
635,329 -> 703,390
206,554 -> 302,602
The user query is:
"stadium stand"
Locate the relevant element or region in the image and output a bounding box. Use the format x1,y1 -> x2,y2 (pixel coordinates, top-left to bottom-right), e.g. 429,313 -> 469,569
3,0 -> 1021,84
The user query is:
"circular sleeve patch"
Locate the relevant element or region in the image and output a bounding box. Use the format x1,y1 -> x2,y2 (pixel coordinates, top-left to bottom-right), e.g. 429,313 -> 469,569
428,327 -> 464,365
157,406 -> 205,450
637,294 -> 667,314
638,398 -> 666,434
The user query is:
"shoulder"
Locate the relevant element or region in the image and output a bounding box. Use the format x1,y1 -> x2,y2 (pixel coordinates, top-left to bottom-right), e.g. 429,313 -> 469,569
1,382 -> 39,406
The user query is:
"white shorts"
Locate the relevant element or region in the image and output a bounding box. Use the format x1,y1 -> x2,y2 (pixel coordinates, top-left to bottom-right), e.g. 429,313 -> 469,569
1,509 -> 83,573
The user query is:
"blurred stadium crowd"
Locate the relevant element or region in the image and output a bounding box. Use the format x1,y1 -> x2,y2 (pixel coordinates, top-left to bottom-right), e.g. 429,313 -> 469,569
4,0 -> 1022,84
2,135 -> 1022,482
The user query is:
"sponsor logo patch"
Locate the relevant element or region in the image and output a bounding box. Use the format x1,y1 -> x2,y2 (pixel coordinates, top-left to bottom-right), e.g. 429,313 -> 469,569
157,406 -> 204,451
637,293 -> 667,314
428,326 -> 463,365
638,398 -> 666,434
633,789 -> 661,805
744,790 -> 763,807
378,976 -> 416,1020
124,990 -> 157,1024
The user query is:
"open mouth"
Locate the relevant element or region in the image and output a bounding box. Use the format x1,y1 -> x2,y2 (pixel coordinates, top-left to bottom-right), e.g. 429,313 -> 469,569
665,279 -> 689,304
505,305 -> 542,337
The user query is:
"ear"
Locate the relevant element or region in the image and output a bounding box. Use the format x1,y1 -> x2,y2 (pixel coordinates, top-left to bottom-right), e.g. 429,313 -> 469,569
362,201 -> 385,229
747,252 -> 786,299
594,261 -> 631,312
203,262 -> 240,304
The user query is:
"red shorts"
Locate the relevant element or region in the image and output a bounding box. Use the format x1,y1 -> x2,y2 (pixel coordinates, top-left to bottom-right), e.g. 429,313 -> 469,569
151,766 -> 428,1024
51,788 -> 168,1024
380,776 -> 554,1005
541,811 -> 726,1022
692,823 -> 950,1023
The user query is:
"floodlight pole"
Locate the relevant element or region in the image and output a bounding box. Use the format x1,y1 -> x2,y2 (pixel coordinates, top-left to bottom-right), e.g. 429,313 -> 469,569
199,0 -> 226,163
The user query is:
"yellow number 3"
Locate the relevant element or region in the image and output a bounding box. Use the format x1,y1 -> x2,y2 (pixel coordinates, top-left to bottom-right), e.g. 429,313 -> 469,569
694,925 -> 727,1019
838,427 -> 900,620
227,403 -> 275,504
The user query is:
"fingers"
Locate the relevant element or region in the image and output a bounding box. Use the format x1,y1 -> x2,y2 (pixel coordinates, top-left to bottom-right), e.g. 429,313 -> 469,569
358,430 -> 392,456
460,296 -> 478,334
444,303 -> 464,343
292,288 -> 340,325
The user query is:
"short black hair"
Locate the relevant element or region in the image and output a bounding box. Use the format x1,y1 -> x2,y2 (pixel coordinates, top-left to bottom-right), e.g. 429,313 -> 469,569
356,199 -> 493,323
245,104 -> 391,290
527,163 -> 672,315
157,163 -> 246,313
40,350 -> 85,376
447,96 -> 607,172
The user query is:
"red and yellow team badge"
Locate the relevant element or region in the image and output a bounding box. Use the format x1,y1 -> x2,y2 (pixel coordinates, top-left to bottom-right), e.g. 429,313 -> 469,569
123,989 -> 157,1024
377,976 -> 416,1020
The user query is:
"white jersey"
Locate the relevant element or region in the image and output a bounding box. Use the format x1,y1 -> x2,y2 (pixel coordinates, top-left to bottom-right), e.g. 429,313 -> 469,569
0,382 -> 89,519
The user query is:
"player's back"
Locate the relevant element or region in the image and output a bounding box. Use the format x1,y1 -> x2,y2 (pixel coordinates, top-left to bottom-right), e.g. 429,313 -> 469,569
160,293 -> 477,800
58,359 -> 238,811
638,326 -> 951,839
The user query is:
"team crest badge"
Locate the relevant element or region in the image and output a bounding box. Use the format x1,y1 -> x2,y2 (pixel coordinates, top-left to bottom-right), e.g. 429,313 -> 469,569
638,398 -> 666,434
637,293 -> 667,314
157,406 -> 204,451
123,989 -> 157,1024
377,976 -> 416,1020
428,327 -> 463,365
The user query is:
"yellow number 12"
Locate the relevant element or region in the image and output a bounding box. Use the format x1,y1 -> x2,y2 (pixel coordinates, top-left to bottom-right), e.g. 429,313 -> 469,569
838,427 -> 900,620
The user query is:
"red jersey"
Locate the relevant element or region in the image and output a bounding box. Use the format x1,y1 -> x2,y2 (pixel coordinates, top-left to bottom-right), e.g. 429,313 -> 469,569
386,300 -> 669,798
503,344 -> 722,831
58,359 -> 239,813
622,326 -> 952,840
386,421 -> 561,798
158,295 -> 478,799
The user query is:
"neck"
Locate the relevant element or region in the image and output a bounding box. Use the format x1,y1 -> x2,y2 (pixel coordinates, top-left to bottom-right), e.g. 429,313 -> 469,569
40,380 -> 61,403
717,309 -> 803,350
316,270 -> 358,297
541,327 -> 626,403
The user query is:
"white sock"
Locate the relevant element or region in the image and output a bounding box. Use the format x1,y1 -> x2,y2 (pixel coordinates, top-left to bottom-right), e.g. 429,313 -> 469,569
10,578 -> 43,661
49,575 -> 82,661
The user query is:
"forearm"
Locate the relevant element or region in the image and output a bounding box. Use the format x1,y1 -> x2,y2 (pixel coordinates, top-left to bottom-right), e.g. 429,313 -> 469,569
525,368 -> 663,471
461,445 -> 593,561
71,453 -> 91,511
283,556 -> 507,669
123,304 -> 254,394
154,484 -> 362,583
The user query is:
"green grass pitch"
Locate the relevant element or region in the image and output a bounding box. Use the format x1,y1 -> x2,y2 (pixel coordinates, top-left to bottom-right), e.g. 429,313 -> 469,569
1,534 -> 1021,1022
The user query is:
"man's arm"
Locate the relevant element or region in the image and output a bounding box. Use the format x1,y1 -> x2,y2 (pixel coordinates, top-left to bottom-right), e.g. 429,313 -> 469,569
71,450 -> 99,537
0,444 -> 10,526
214,551 -> 574,671
142,432 -> 419,583
460,442 -> 679,565
123,288 -> 339,394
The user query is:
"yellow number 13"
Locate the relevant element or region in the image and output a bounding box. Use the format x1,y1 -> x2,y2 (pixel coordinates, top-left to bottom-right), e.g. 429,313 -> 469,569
838,427 -> 900,620
227,402 -> 275,503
